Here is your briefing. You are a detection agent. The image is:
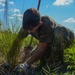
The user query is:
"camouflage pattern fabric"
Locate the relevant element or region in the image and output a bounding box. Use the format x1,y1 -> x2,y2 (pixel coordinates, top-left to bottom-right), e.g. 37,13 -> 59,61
52,25 -> 74,50
39,23 -> 74,66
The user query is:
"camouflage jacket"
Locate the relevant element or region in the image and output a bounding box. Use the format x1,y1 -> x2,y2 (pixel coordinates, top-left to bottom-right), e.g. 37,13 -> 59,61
21,15 -> 60,43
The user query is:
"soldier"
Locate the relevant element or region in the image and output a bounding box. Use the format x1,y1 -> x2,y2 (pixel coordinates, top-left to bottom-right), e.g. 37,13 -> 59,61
2,8 -> 74,75
13,8 -> 58,74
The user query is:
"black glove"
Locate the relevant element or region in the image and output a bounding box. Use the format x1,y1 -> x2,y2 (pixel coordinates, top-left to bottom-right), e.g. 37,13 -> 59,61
13,63 -> 33,75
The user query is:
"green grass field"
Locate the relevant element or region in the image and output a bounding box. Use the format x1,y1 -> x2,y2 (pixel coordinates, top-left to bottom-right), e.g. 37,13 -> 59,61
0,30 -> 75,75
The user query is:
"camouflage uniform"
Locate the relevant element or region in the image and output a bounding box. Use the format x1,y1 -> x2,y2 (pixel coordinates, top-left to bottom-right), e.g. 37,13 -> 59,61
22,15 -> 74,65
7,15 -> 74,68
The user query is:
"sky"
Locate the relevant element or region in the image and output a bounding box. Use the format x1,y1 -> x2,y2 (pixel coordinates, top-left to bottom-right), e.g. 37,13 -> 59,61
0,0 -> 75,34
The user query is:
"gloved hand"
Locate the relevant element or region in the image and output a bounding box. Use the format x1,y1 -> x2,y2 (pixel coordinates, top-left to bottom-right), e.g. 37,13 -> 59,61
13,63 -> 33,75
13,64 -> 26,75
13,63 -> 25,72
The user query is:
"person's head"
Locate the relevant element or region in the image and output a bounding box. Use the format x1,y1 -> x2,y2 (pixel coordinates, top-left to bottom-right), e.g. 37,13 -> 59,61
23,8 -> 42,33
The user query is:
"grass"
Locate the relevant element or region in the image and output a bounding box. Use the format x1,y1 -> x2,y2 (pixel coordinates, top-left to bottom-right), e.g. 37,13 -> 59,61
0,29 -> 38,62
0,28 -> 75,74
64,40 -> 75,70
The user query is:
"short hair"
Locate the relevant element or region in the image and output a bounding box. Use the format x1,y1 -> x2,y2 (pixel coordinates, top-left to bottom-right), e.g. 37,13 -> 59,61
23,8 -> 41,30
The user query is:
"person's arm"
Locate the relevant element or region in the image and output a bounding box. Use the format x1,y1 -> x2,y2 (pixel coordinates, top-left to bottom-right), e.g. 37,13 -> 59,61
13,36 -> 48,70
26,42 -> 47,65
7,27 -> 28,66
26,30 -> 51,65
